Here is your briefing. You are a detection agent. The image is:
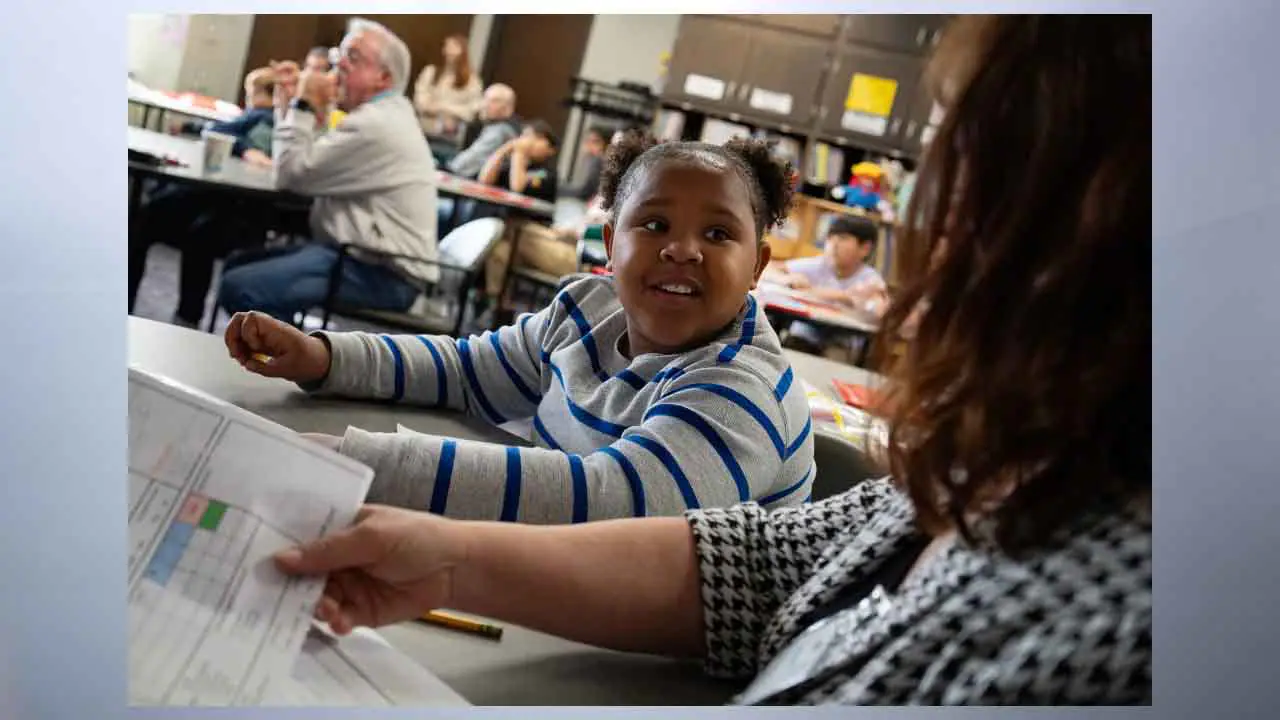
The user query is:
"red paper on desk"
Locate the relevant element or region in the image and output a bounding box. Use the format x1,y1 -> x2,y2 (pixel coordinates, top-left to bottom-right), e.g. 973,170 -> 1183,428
832,380 -> 884,413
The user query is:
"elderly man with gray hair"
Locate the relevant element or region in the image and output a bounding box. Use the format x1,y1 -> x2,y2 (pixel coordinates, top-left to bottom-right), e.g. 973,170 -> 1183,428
217,18 -> 440,324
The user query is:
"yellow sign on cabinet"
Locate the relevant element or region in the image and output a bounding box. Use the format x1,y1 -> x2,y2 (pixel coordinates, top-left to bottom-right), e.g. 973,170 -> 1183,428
845,73 -> 898,117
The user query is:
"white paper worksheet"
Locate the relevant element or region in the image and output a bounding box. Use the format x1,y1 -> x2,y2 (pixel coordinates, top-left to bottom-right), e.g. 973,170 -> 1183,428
127,367 -> 374,706
265,623 -> 470,706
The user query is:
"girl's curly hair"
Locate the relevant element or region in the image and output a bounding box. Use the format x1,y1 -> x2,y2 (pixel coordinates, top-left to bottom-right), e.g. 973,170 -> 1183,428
597,130 -> 796,240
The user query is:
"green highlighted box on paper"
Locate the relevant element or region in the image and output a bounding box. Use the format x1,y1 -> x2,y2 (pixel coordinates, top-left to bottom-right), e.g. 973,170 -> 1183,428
199,500 -> 228,531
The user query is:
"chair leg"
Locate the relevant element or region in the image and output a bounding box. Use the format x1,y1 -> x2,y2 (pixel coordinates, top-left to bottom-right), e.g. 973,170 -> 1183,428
320,247 -> 347,331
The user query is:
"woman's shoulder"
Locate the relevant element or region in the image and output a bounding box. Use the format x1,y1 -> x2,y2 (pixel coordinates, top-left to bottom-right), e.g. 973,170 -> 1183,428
818,505 -> 1151,704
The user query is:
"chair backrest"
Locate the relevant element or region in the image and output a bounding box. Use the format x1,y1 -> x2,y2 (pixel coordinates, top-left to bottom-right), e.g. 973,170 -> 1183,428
809,432 -> 881,502
577,224 -> 608,270
438,217 -> 506,272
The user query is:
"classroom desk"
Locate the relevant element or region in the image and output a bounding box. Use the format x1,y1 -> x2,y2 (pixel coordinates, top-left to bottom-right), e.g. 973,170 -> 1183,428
128,79 -> 243,129
783,348 -> 886,392
782,348 -> 891,498
127,316 -> 742,706
128,126 -> 281,197
127,127 -> 554,220
755,281 -> 880,366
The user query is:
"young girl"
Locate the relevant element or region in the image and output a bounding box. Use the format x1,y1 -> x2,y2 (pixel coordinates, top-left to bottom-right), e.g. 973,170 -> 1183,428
224,132 -> 816,523
273,15 -> 1150,705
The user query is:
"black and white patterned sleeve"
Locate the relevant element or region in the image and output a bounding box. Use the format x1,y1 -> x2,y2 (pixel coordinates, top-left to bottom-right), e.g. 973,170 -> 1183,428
685,479 -> 897,678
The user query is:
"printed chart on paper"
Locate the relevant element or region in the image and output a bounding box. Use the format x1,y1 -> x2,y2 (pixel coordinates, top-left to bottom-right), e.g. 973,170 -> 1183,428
127,368 -> 372,705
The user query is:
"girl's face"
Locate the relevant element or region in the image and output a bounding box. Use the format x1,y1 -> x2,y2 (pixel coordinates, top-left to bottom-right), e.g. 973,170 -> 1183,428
604,161 -> 770,357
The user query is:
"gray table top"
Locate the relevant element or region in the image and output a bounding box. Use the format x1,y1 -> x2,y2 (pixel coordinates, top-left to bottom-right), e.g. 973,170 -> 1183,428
128,126 -> 281,195
127,316 -> 738,706
782,348 -> 886,392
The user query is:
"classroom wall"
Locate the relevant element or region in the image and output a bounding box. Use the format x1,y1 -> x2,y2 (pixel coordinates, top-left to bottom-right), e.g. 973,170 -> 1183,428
127,14 -> 255,102
468,14 -> 494,74
578,14 -> 679,87
127,14 -> 188,91
175,15 -> 256,102
558,14 -> 682,179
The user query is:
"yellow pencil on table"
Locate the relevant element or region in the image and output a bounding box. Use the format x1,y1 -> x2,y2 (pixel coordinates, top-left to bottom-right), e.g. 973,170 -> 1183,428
418,610 -> 504,640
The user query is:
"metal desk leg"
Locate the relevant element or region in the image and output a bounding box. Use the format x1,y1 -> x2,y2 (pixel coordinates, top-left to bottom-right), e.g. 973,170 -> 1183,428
446,195 -> 465,231
854,331 -> 874,368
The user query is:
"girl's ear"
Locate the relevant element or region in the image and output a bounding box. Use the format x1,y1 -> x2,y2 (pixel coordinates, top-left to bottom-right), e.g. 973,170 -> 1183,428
751,242 -> 773,289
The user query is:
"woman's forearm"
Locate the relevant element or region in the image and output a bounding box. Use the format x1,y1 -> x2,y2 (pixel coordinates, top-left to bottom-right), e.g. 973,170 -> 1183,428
445,516 -> 707,658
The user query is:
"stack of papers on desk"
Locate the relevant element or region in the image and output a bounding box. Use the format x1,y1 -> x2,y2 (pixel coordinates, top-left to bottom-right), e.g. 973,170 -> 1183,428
127,367 -> 466,706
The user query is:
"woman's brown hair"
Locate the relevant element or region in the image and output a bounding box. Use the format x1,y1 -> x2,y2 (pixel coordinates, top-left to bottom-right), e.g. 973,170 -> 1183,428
878,15 -> 1151,553
444,34 -> 472,89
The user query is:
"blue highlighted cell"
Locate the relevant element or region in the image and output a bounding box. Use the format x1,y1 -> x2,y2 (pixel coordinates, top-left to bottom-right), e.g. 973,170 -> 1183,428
162,521 -> 196,547
145,553 -> 176,587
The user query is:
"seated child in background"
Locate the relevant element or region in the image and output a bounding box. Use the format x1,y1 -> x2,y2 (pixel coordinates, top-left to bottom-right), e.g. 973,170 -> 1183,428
223,131 -> 816,523
477,119 -> 561,205
764,215 -> 889,358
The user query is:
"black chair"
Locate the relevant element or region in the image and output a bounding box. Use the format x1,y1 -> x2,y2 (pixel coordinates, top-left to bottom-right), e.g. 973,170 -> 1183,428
577,224 -> 608,272
809,431 -> 883,502
318,217 -> 506,336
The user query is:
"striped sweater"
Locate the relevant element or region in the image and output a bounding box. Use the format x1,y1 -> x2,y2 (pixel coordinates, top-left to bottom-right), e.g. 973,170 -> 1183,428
311,275 -> 816,523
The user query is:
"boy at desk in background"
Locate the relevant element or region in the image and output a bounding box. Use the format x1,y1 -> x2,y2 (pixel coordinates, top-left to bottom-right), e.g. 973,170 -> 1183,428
764,215 -> 889,358
223,131 -> 816,524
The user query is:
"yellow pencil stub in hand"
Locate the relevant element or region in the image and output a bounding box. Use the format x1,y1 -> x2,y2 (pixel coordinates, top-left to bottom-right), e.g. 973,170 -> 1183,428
251,353 -> 273,365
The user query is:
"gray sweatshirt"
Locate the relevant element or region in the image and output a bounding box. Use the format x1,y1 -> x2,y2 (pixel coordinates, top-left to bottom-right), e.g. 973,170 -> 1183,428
446,119 -> 519,178
273,94 -> 440,283
313,275 -> 816,523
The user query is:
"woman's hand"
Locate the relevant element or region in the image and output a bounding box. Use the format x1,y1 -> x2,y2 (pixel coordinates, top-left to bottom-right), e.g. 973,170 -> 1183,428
274,505 -> 467,635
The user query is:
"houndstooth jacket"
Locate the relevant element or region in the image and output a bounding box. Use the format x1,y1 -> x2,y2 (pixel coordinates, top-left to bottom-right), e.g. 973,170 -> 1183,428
685,477 -> 1152,705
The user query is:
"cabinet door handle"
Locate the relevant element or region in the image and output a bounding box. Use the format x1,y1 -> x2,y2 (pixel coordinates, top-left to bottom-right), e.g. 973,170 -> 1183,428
740,84 -> 751,102
916,27 -> 928,46
725,81 -> 736,102
889,117 -> 903,136
906,120 -> 918,138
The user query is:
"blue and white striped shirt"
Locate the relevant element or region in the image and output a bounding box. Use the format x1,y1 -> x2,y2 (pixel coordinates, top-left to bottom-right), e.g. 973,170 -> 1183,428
314,275 -> 816,523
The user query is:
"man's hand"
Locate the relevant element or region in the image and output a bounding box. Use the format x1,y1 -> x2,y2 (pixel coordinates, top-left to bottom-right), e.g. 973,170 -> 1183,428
297,70 -> 336,111
270,60 -> 301,109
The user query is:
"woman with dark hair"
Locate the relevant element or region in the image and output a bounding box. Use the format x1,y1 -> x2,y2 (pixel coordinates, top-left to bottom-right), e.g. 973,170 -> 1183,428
268,15 -> 1151,705
413,34 -> 483,136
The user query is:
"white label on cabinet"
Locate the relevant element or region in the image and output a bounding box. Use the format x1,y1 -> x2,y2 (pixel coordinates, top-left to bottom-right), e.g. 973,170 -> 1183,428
749,88 -> 793,115
683,74 -> 726,101
921,124 -> 938,146
841,110 -> 889,136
